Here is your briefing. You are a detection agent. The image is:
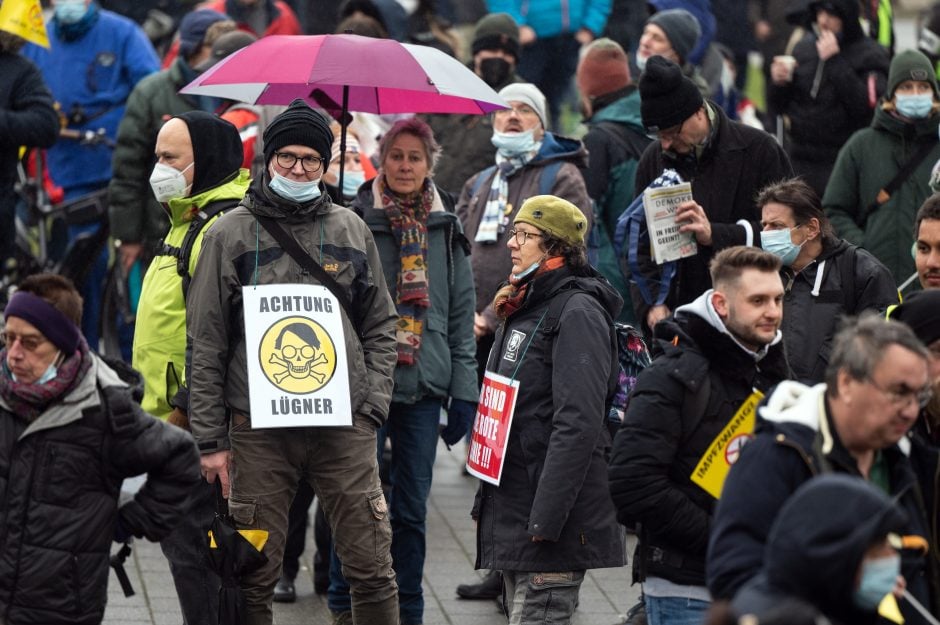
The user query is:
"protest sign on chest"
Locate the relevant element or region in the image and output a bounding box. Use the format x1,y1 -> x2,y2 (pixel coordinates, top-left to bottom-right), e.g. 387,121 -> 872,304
243,284 -> 352,428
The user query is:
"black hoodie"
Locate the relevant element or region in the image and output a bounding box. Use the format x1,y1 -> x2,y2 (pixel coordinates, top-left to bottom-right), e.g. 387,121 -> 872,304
733,474 -> 907,625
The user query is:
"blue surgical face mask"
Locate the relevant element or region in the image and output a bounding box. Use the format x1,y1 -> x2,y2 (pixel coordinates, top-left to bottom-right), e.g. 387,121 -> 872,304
760,226 -> 803,266
895,92 -> 934,120
269,170 -> 322,203
853,553 -> 900,610
341,170 -> 365,198
11,352 -> 60,385
55,0 -> 89,24
492,128 -> 538,157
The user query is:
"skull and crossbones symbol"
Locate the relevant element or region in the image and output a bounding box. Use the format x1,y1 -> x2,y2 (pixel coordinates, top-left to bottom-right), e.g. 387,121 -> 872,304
269,323 -> 328,384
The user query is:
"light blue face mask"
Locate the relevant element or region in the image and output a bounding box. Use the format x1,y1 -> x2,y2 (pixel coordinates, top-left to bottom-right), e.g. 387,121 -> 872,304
341,171 -> 365,198
269,171 -> 322,203
11,353 -> 60,385
492,129 -> 538,157
760,227 -> 803,266
853,553 -> 900,610
54,0 -> 89,24
895,92 -> 934,120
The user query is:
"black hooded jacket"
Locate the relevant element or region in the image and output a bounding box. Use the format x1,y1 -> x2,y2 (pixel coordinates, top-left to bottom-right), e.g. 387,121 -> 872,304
769,0 -> 889,169
473,265 -> 626,572
780,236 -> 897,383
732,474 -> 908,625
608,293 -> 789,585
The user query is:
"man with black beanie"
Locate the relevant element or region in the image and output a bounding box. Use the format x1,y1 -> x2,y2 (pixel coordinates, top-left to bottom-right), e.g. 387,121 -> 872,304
632,55 -> 792,333
187,99 -> 400,625
133,110 -> 249,625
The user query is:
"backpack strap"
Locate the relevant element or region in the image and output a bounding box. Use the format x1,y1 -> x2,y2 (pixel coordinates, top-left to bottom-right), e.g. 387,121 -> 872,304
837,244 -> 858,314
156,199 -> 236,302
469,165 -> 498,199
537,161 -> 564,196
542,285 -> 586,335
178,199 -> 235,301
255,215 -> 362,336
625,195 -> 677,307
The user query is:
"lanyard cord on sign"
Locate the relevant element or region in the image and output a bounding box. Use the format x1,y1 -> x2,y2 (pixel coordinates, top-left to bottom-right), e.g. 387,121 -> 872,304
509,309 -> 548,381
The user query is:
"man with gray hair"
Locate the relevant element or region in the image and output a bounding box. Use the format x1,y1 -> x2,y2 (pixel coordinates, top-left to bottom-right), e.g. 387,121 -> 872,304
708,314 -> 940,622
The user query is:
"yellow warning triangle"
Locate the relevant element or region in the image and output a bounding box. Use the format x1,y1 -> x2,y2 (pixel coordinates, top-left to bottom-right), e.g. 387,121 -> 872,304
0,0 -> 49,48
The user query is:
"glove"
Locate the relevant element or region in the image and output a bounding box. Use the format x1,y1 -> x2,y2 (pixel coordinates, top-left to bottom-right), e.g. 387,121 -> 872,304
113,516 -> 133,544
441,399 -> 477,448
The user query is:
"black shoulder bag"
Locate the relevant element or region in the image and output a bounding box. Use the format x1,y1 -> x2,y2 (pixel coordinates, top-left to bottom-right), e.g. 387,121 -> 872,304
254,215 -> 361,336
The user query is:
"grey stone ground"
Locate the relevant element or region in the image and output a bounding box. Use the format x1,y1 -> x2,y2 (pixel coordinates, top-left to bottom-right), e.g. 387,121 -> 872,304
103,440 -> 640,625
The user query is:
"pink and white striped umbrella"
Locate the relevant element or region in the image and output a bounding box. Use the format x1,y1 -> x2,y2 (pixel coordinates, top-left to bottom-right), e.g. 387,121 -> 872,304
180,33 -> 508,115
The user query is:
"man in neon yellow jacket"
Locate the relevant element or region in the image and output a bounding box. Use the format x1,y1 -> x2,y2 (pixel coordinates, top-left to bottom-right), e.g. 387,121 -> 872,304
131,110 -> 249,625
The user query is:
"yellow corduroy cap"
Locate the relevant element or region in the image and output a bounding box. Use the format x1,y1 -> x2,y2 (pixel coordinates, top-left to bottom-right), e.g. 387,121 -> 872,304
513,195 -> 588,246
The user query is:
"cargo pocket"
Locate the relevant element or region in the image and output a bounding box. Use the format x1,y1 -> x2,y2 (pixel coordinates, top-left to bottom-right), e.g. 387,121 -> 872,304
367,489 -> 392,564
228,496 -> 259,528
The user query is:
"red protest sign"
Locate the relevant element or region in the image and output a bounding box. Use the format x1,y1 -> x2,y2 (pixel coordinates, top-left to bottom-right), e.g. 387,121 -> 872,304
465,371 -> 520,486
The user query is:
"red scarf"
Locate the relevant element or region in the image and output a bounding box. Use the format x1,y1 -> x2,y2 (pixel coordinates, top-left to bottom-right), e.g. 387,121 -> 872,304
493,257 -> 566,318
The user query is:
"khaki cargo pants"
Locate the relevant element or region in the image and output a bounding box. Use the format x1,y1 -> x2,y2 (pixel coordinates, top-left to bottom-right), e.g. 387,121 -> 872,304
228,413 -> 398,625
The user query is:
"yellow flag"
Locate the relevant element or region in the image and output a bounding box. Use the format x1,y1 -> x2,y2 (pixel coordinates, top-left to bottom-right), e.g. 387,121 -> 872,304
690,390 -> 764,500
0,0 -> 49,49
878,593 -> 904,624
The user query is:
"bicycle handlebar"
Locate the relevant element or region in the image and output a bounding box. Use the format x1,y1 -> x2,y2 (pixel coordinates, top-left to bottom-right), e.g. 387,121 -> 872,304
59,127 -> 116,149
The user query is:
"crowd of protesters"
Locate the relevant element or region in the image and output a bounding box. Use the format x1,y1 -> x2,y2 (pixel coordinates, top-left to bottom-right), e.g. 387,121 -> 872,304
3,1 -> 940,625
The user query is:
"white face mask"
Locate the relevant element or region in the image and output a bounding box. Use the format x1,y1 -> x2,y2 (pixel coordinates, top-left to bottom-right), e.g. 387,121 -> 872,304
635,50 -> 649,71
149,161 -> 193,203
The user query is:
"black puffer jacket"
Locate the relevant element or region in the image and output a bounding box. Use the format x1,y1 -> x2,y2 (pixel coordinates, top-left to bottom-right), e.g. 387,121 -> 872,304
781,237 -> 897,383
473,266 -> 625,572
769,0 -> 889,186
608,291 -> 789,586
0,355 -> 200,625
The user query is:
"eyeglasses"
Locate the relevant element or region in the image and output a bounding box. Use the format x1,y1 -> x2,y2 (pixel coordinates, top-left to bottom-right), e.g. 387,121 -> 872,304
867,377 -> 934,409
275,152 -> 325,174
508,228 -> 543,246
494,105 -> 539,119
647,118 -> 686,142
1,330 -> 48,352
282,345 -> 315,359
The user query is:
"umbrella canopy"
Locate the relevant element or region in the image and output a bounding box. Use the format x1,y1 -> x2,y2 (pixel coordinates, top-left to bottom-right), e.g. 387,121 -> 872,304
180,34 -> 507,116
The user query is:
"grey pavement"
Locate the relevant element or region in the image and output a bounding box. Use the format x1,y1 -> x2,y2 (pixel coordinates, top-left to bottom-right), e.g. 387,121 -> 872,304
103,440 -> 640,625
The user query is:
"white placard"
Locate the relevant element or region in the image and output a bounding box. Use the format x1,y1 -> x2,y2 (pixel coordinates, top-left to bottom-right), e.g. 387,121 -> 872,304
242,284 -> 352,427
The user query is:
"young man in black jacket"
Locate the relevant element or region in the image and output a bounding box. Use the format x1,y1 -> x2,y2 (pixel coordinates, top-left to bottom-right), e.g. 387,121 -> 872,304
608,246 -> 789,625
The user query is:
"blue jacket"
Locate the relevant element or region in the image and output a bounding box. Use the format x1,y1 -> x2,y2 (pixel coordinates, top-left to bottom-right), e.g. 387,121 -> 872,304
487,0 -> 612,38
23,9 -> 158,191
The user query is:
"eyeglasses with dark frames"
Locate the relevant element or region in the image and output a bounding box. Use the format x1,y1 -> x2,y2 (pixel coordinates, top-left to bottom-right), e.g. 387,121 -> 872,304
508,228 -> 544,246
275,152 -> 325,174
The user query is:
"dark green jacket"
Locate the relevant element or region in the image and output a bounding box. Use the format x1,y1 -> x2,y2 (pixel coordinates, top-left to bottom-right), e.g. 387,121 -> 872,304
108,58 -> 200,249
823,106 -> 940,284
